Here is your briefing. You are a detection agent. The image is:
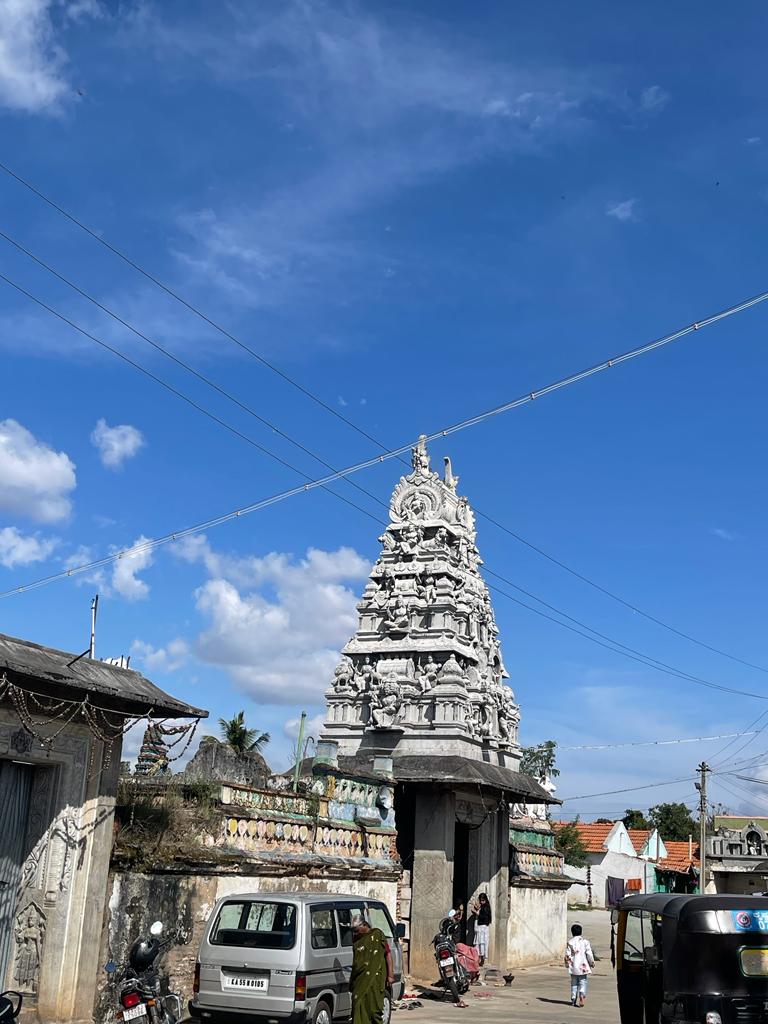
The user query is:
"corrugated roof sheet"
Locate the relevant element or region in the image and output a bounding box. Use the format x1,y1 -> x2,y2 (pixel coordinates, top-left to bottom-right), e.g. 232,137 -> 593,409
0,631 -> 206,718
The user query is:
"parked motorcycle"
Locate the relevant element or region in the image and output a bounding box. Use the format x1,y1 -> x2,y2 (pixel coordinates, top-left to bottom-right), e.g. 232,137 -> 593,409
0,991 -> 22,1022
108,921 -> 183,1023
432,917 -> 470,1003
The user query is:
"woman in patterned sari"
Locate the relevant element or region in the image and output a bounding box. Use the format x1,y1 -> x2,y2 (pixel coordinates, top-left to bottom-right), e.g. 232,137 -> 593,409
350,912 -> 394,1024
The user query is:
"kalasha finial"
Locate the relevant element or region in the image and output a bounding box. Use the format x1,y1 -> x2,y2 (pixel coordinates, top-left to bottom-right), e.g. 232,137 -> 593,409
411,434 -> 430,473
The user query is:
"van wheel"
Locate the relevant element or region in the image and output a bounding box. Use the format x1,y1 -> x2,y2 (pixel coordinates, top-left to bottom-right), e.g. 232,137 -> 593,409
313,1000 -> 333,1024
383,989 -> 392,1024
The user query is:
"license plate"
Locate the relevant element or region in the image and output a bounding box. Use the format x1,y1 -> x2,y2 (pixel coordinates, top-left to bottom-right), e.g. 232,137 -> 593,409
225,974 -> 269,991
121,1007 -> 147,1021
440,957 -> 454,966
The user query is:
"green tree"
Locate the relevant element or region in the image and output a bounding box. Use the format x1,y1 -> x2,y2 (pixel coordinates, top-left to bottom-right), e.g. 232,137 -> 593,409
553,820 -> 588,868
648,802 -> 697,841
520,740 -> 559,782
218,711 -> 270,755
623,809 -> 651,830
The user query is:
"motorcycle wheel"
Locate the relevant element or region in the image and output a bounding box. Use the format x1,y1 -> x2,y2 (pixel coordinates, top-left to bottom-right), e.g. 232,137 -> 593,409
446,977 -> 461,1004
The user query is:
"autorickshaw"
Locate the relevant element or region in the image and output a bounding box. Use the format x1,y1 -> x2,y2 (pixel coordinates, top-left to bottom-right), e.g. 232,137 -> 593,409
614,893 -> 768,1024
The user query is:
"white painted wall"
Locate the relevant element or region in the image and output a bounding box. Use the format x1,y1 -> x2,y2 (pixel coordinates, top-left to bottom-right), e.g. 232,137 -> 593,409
564,851 -> 648,908
507,885 -> 568,967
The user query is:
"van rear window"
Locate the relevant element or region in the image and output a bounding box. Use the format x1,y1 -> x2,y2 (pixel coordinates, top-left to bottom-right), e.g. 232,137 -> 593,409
210,901 -> 297,949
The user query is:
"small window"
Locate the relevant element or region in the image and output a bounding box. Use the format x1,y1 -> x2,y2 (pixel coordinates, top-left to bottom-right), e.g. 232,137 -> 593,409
210,900 -> 297,949
367,904 -> 394,939
337,905 -> 366,947
311,907 -> 338,950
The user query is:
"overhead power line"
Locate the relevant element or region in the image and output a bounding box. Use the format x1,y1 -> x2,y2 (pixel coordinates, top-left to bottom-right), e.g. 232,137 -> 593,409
4,272 -> 766,704
560,731 -> 759,751
484,567 -> 767,699
1,272 -> 768,701
562,763 -> 768,802
0,228 -> 392,516
0,262 -> 765,605
0,271 -> 384,530
2,157 -> 768,676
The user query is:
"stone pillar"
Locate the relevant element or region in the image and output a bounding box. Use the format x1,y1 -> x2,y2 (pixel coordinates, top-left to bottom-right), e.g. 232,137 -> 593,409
409,787 -> 455,980
490,804 -> 509,967
38,735 -> 122,1024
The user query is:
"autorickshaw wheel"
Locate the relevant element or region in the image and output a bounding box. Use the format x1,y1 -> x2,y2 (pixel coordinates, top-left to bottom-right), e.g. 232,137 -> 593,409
383,989 -> 392,1024
313,1000 -> 333,1024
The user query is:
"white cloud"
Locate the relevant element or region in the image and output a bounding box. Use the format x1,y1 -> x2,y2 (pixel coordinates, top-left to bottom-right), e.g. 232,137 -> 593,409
130,637 -> 189,673
179,536 -> 369,703
111,535 -> 154,601
0,0 -> 85,113
710,527 -> 736,542
746,136 -> 761,146
639,85 -> 669,113
606,198 -> 637,222
0,419 -> 76,523
0,526 -> 57,567
135,4 -> 601,307
90,418 -> 145,469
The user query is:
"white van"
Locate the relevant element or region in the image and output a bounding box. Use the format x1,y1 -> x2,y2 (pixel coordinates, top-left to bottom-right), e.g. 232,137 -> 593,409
189,892 -> 405,1024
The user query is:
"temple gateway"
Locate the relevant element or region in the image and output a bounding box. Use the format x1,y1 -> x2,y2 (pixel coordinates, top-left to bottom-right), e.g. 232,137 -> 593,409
321,438 -> 567,976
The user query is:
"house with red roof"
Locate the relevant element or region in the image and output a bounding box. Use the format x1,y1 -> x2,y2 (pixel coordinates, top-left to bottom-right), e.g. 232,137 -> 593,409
552,820 -> 698,906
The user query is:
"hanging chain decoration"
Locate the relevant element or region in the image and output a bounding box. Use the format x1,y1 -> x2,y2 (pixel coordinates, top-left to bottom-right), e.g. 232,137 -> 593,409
0,672 -> 200,778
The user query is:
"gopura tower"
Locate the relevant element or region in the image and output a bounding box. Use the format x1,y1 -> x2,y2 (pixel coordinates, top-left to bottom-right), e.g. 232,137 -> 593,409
321,438 -> 561,978
323,436 -> 521,766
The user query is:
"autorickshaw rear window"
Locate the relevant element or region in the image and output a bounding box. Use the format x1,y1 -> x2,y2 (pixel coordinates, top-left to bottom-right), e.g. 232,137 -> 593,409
210,901 -> 297,949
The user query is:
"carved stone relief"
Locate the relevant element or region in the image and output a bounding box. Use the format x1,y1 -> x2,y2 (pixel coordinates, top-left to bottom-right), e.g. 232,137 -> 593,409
14,901 -> 45,993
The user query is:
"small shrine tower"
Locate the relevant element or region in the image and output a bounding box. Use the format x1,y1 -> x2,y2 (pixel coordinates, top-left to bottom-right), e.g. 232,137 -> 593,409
321,438 -> 561,977
323,435 -> 520,764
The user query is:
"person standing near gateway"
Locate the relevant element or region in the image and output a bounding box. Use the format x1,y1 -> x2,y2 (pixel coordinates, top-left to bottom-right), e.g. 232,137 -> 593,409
350,912 -> 394,1024
471,893 -> 492,966
564,923 -> 594,1007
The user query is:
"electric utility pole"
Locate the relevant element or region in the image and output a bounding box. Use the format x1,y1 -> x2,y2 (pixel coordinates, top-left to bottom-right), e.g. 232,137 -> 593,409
696,761 -> 709,894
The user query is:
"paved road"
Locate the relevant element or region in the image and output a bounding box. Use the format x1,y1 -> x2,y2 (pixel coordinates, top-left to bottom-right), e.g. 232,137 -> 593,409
400,909 -> 618,1024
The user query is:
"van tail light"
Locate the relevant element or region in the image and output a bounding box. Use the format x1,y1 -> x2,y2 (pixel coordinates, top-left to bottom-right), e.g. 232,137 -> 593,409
120,991 -> 141,1009
295,973 -> 307,1001
193,963 -> 200,995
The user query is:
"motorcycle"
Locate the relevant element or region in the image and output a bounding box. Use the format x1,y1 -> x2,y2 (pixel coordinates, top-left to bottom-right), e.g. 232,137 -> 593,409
107,921 -> 183,1023
432,917 -> 471,1003
0,992 -> 22,1022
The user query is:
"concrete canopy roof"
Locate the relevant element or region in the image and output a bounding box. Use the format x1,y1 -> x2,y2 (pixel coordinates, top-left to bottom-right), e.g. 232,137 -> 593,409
0,631 -> 206,719
342,753 -> 560,803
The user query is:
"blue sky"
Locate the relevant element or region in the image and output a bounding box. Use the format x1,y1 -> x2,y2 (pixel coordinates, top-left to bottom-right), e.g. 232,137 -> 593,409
1,0 -> 768,818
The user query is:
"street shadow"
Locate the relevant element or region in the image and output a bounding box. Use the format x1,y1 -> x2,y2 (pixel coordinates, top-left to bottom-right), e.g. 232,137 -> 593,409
537,997 -> 573,1006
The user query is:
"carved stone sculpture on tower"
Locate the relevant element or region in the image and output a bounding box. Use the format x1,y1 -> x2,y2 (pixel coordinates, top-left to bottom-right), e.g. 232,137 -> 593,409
322,437 -> 521,767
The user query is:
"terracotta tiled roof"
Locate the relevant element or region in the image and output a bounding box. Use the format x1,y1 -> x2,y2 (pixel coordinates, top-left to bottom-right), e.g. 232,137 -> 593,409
657,840 -> 699,874
627,829 -> 653,853
551,821 -> 615,853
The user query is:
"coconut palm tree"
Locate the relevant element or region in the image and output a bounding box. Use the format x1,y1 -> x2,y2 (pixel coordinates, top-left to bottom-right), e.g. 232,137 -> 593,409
218,711 -> 270,754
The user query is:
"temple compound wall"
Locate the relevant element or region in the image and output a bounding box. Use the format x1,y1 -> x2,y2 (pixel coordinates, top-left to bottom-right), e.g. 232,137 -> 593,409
94,759 -> 400,1022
